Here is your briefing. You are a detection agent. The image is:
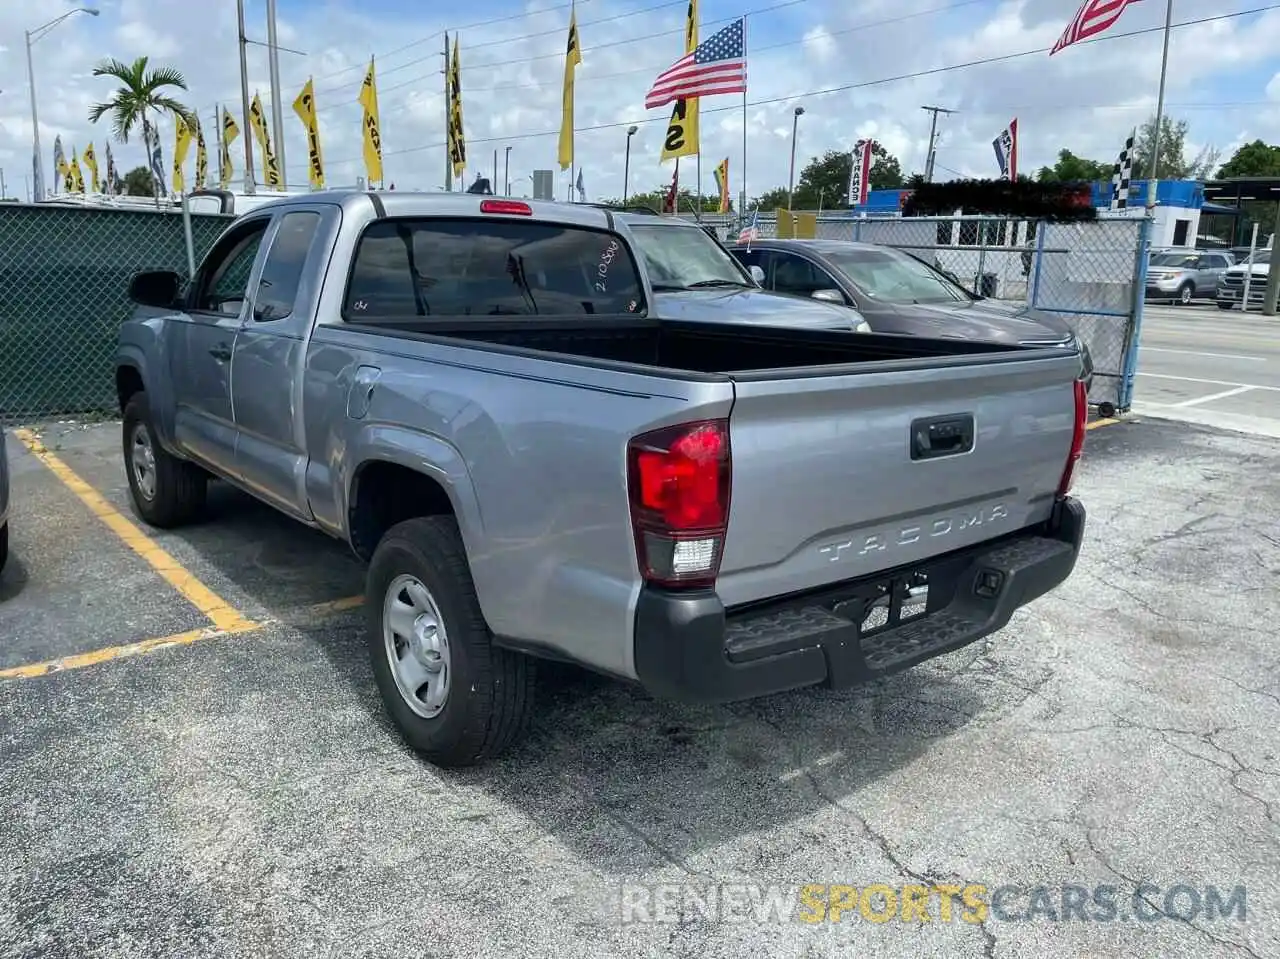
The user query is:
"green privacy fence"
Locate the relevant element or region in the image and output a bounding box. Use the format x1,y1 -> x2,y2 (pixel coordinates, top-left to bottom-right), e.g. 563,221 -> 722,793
0,203 -> 234,425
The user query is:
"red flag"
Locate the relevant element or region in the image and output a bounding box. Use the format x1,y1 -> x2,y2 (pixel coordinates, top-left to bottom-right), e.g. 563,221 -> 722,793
1050,0 -> 1142,56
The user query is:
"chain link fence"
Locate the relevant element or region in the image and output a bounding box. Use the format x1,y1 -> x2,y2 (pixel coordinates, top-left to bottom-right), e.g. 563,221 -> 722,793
694,210 -> 1147,412
1,203 -> 1147,424
0,203 -> 233,425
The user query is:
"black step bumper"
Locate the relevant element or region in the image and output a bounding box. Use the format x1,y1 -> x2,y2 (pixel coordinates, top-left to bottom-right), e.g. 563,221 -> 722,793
634,496 -> 1085,704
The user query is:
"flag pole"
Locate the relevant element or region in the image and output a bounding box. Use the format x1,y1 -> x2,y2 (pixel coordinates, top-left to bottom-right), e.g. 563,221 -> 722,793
1145,0 -> 1172,212
741,14 -> 748,220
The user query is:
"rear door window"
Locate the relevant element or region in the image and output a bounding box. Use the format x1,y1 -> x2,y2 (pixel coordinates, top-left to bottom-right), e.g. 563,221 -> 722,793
343,218 -> 646,319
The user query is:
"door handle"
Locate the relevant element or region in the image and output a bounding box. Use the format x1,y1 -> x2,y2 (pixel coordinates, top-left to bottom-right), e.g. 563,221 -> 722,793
347,365 -> 382,419
209,344 -> 232,362
910,414 -> 975,461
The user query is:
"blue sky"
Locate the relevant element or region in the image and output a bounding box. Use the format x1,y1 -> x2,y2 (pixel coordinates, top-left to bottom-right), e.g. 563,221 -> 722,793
2,0 -> 1279,201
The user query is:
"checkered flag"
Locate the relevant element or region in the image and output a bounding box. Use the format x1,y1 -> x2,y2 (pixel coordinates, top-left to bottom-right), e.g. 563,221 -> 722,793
1109,131 -> 1135,211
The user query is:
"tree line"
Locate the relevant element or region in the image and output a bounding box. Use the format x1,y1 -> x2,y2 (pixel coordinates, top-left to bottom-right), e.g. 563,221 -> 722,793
610,111 -> 1280,215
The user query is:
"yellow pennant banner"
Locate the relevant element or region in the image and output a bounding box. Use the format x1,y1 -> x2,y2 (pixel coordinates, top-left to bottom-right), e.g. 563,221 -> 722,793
660,0 -> 700,163
173,115 -> 192,194
220,107 -> 239,189
293,78 -> 325,189
83,142 -> 100,193
557,11 -> 581,172
358,57 -> 383,184
448,37 -> 466,178
249,92 -> 282,189
194,119 -> 208,189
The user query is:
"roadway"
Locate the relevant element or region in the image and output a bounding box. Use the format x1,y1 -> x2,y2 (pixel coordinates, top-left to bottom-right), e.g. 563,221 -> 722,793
1129,303 -> 1280,436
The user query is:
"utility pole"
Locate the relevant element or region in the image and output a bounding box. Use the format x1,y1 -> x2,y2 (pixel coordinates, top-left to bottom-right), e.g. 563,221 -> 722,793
0,168 -> 6,200
265,0 -> 287,189
443,32 -> 452,191
921,105 -> 956,183
236,0 -> 257,193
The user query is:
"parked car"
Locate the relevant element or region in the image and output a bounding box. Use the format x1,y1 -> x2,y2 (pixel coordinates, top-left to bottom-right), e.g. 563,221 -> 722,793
616,214 -> 874,332
1216,249 -> 1272,311
117,191 -> 1089,768
0,427 -> 8,574
723,238 -> 1093,387
1145,250 -> 1232,304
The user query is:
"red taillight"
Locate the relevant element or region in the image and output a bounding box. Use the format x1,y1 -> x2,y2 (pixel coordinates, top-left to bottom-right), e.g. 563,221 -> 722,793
1057,379 -> 1088,497
479,199 -> 532,216
627,419 -> 731,589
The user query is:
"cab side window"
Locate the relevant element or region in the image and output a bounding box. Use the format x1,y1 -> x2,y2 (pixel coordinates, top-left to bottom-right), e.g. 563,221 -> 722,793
192,219 -> 269,315
253,212 -> 322,321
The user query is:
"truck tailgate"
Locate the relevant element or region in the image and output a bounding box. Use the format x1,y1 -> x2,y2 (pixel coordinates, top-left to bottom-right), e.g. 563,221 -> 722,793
716,352 -> 1082,608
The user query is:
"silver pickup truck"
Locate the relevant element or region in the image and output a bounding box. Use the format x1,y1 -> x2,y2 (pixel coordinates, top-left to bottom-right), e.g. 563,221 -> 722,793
116,191 -> 1088,767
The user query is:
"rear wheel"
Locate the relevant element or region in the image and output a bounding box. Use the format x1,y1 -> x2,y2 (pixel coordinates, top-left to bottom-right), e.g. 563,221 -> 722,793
122,391 -> 207,528
1217,301 -> 1234,311
0,522 -> 7,575
366,516 -> 536,767
1177,282 -> 1194,305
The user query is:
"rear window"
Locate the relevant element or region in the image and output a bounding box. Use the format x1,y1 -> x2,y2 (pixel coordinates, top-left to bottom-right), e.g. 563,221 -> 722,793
343,218 -> 645,319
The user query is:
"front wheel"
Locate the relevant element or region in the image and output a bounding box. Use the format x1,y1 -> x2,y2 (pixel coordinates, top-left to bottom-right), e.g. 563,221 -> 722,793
122,391 -> 207,528
366,516 -> 536,767
1177,282 -> 1194,305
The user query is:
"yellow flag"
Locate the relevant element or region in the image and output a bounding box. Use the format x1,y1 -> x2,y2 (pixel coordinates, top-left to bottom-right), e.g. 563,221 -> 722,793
713,157 -> 729,213
661,0 -> 700,163
173,114 -> 192,194
195,119 -> 208,189
249,92 -> 283,189
69,148 -> 85,193
358,57 -> 383,184
293,78 -> 325,189
557,7 -> 581,171
83,142 -> 100,193
447,37 -> 466,178
220,107 -> 239,189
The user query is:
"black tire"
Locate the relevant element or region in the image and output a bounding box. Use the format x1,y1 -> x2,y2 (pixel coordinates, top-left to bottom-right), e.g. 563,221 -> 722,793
1217,301 -> 1234,311
0,522 -> 7,576
366,515 -> 535,767
1177,282 -> 1194,305
122,391 -> 207,528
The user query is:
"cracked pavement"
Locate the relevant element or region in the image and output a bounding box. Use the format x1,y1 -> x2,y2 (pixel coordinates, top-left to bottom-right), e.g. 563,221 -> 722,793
0,416 -> 1277,958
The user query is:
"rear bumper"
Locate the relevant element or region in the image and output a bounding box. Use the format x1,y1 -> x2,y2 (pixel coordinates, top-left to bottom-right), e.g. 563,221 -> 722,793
634,496 -> 1085,704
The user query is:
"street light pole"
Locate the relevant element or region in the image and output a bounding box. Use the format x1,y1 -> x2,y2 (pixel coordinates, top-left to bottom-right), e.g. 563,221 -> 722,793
787,106 -> 805,210
623,125 -> 638,205
265,0 -> 287,189
25,7 -> 100,201
504,146 -> 512,195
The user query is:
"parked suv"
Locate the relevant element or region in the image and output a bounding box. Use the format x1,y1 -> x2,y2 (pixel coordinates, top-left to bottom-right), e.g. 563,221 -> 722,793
1145,250 -> 1232,304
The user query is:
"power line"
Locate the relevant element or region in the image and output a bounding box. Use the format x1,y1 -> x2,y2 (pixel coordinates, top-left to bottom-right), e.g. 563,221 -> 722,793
286,3 -> 1278,178
303,0 -> 982,119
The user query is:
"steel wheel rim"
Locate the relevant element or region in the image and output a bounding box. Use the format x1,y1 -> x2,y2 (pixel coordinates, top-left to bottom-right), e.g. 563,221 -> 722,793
382,573 -> 451,719
130,423 -> 157,501
1180,286 -> 1192,304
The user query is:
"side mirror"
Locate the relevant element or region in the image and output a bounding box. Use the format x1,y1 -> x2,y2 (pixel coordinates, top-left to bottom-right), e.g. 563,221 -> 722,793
811,289 -> 845,304
128,270 -> 183,309
748,264 -> 765,284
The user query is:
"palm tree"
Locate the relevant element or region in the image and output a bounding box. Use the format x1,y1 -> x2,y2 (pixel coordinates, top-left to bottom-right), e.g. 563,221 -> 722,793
87,56 -> 194,143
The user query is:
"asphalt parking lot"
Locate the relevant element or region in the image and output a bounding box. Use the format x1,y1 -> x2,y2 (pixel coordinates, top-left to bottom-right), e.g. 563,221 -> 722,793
1132,303 -> 1279,436
1,416 -> 1277,958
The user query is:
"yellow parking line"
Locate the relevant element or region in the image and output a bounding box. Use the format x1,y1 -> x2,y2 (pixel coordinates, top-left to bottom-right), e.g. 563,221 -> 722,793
299,595 -> 364,617
1086,417 -> 1121,430
0,622 -> 262,680
12,428 -> 256,634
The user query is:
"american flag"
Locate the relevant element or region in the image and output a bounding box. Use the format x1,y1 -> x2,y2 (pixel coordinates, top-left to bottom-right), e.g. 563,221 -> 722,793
645,18 -> 747,110
737,208 -> 759,245
1051,0 -> 1142,56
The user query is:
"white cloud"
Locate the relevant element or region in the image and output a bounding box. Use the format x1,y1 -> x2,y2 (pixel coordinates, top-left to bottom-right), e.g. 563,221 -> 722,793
1,0 -> 1277,202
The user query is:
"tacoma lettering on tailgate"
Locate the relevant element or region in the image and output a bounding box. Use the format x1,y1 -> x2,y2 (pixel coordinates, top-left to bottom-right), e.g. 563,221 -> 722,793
819,504 -> 1009,563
